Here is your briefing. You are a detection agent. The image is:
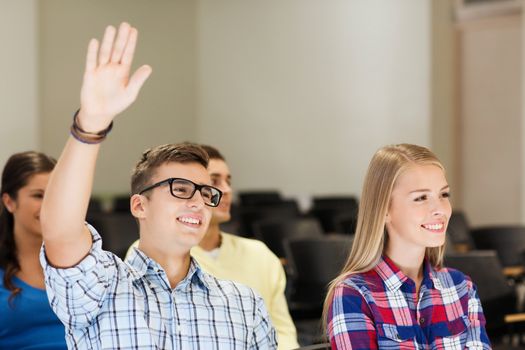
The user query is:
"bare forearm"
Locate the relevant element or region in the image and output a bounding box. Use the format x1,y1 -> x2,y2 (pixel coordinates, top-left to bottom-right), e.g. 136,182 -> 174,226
39,23 -> 150,268
41,134 -> 100,267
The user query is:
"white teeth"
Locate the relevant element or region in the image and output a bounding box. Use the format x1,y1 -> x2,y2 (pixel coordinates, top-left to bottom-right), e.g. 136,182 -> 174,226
423,223 -> 443,230
178,217 -> 200,225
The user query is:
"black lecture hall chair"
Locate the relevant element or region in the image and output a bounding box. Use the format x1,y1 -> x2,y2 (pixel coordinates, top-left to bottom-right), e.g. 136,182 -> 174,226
284,235 -> 354,318
252,217 -> 324,260
309,196 -> 358,233
239,199 -> 301,237
238,190 -> 283,206
470,226 -> 525,267
89,212 -> 139,259
446,210 -> 475,252
444,250 -> 525,346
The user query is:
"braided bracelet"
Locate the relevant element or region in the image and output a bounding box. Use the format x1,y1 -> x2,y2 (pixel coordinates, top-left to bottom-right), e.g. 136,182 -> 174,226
70,109 -> 113,144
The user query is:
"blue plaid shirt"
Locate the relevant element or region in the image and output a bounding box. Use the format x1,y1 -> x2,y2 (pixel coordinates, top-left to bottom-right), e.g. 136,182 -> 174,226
40,225 -> 277,349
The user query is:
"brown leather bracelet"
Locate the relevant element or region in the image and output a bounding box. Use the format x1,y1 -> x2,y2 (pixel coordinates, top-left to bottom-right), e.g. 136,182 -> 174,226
70,109 -> 113,144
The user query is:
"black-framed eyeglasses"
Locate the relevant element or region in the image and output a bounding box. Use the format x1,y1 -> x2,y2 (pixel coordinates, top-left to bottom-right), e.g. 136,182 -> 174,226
138,177 -> 223,207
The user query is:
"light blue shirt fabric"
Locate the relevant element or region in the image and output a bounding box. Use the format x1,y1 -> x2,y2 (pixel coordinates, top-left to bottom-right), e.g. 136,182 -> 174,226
40,224 -> 277,349
0,268 -> 67,350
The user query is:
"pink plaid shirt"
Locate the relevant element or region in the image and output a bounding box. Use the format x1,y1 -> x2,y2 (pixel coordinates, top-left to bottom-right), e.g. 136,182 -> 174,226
327,255 -> 491,349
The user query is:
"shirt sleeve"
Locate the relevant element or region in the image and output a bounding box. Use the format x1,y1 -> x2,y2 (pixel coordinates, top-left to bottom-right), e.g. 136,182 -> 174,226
267,250 -> 299,350
40,224 -> 118,330
251,294 -> 278,350
327,282 -> 378,350
464,277 -> 492,349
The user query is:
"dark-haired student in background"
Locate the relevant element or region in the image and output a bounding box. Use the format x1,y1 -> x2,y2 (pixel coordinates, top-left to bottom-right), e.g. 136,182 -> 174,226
0,151 -> 67,349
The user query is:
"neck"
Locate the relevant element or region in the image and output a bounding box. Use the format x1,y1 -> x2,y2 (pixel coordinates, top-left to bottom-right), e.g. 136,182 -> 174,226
199,222 -> 222,251
385,243 -> 425,285
13,226 -> 45,289
138,238 -> 193,288
158,253 -> 192,289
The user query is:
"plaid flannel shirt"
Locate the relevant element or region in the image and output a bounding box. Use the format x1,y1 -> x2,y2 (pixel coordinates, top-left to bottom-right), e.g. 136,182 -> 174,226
327,255 -> 491,349
40,225 -> 277,350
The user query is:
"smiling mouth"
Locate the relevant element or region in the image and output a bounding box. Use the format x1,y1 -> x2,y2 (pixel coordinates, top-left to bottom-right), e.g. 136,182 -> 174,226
421,223 -> 445,232
177,216 -> 202,226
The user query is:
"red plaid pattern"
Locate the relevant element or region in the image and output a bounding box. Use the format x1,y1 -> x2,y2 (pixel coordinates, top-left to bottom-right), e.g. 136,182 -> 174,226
327,255 -> 491,349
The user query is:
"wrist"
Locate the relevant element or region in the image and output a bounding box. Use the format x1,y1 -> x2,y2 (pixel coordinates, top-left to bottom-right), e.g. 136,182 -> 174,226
75,109 -> 113,133
70,109 -> 113,144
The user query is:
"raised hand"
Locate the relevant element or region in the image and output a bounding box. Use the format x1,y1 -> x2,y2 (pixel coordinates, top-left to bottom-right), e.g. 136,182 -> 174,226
78,22 -> 152,132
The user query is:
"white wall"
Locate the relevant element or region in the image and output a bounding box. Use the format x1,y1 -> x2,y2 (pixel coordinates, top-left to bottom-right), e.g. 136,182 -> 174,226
196,0 -> 431,199
0,1 -> 38,165
39,0 -> 197,195
35,0 -> 432,201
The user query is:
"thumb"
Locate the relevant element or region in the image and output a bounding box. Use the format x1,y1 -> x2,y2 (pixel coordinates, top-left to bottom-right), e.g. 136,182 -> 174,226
127,65 -> 152,101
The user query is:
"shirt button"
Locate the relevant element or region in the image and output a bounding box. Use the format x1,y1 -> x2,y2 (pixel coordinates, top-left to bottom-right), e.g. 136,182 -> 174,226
419,317 -> 425,324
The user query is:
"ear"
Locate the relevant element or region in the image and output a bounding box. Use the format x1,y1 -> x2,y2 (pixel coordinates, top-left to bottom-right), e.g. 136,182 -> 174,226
2,193 -> 16,213
385,211 -> 391,224
130,194 -> 146,220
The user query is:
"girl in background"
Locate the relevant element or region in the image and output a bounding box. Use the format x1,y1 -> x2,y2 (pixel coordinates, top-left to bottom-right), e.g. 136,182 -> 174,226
0,151 -> 66,349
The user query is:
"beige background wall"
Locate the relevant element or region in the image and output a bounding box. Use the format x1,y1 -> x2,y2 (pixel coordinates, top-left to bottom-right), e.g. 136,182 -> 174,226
0,1 -> 39,164
196,0 -> 431,199
9,0 -> 521,227
33,0 -> 432,201
39,0 -> 197,195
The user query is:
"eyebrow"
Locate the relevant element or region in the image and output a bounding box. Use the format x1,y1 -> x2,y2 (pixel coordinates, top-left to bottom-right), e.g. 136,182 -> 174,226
409,185 -> 450,194
210,173 -> 231,179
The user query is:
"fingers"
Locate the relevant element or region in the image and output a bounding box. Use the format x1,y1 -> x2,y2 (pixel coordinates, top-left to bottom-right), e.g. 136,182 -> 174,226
127,65 -> 152,100
121,27 -> 138,68
110,22 -> 131,64
84,39 -> 99,73
98,25 -> 116,65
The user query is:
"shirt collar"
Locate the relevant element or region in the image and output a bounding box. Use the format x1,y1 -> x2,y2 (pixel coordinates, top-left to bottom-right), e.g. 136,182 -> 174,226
375,255 -> 440,291
375,255 -> 408,291
125,247 -> 210,291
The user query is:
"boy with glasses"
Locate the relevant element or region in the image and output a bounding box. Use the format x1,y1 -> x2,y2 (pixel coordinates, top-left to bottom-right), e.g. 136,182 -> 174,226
129,145 -> 300,349
39,22 -> 276,349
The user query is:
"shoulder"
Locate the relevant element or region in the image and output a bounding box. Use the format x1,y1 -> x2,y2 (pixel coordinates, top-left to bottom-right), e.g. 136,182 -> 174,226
222,233 -> 278,260
432,265 -> 474,289
202,271 -> 266,309
331,270 -> 380,302
204,270 -> 258,297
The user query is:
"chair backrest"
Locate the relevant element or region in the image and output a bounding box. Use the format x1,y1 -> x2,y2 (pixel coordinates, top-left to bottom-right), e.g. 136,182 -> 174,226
239,200 -> 301,237
470,225 -> 525,266
446,210 -> 474,249
309,197 -> 358,233
238,190 -> 282,206
112,195 -> 131,213
89,212 -> 139,259
286,236 -> 353,286
334,214 -> 357,235
444,250 -> 516,336
312,196 -> 358,209
253,218 -> 324,258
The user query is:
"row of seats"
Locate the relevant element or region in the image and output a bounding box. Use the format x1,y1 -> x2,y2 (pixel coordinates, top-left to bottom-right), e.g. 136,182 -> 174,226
443,211 -> 525,347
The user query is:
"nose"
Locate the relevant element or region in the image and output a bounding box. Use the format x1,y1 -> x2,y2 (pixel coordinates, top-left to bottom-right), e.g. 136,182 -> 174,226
186,189 -> 206,209
432,197 -> 451,219
221,182 -> 232,195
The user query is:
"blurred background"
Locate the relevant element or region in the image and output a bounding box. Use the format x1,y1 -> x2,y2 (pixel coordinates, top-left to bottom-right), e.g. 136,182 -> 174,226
1,0 -> 523,227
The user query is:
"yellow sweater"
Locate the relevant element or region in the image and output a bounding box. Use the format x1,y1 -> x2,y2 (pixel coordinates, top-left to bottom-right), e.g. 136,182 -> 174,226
191,233 -> 299,350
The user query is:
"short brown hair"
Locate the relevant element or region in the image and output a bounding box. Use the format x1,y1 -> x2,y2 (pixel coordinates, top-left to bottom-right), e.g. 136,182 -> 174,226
131,143 -> 209,195
200,145 -> 225,161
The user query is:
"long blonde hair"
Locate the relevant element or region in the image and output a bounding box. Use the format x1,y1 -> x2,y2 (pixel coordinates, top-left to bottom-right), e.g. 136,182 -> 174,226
322,144 -> 446,331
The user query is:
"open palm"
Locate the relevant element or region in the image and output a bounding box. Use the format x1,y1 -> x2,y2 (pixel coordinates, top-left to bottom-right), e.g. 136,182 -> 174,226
79,23 -> 151,132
